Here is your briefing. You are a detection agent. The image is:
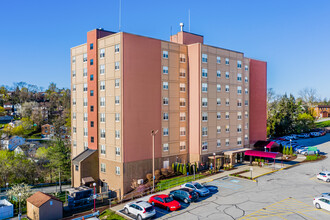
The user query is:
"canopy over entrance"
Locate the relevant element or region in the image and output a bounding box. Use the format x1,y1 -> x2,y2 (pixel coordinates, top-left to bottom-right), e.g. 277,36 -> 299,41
245,150 -> 282,159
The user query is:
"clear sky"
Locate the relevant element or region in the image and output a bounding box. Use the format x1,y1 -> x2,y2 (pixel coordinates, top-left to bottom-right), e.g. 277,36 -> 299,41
0,0 -> 329,98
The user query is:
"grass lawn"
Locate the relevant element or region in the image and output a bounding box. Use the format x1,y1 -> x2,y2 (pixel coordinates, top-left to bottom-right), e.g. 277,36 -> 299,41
315,120 -> 330,128
305,155 -> 324,161
156,174 -> 206,191
99,209 -> 126,220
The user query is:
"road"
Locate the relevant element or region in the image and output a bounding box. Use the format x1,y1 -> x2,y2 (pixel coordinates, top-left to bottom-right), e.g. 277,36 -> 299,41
119,134 -> 330,219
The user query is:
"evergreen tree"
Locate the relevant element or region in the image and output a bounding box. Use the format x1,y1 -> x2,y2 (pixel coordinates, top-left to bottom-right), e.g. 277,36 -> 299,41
180,164 -> 183,174
189,163 -> 192,174
183,163 -> 187,175
176,163 -> 180,173
289,146 -> 293,155
172,163 -> 175,172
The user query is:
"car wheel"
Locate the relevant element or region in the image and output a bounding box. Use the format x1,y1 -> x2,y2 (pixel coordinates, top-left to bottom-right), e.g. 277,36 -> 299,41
326,179 -> 330,182
184,198 -> 189,204
124,208 -> 129,214
315,203 -> 321,209
166,206 -> 170,211
137,214 -> 142,220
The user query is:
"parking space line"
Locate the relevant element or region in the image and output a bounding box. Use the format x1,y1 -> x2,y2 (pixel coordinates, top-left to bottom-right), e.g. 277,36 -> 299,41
296,211 -> 318,220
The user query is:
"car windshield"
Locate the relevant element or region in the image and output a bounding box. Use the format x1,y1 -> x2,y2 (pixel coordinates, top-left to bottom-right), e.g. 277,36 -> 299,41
194,183 -> 203,189
319,173 -> 326,175
164,197 -> 174,203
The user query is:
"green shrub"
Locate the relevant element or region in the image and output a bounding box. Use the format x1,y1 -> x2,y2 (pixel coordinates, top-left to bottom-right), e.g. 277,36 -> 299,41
183,163 -> 187,175
172,163 -> 175,172
289,146 -> 293,155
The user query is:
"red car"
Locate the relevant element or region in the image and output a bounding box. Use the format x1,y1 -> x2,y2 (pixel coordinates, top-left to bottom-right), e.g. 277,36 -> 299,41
148,194 -> 181,211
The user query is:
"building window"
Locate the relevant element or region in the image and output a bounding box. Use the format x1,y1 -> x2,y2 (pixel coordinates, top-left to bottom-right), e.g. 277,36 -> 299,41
245,123 -> 249,129
217,84 -> 221,92
163,112 -> 168,120
202,112 -> 208,121
237,99 -> 242,107
163,66 -> 168,74
245,100 -> 248,106
73,127 -> 76,134
226,112 -> 229,119
225,125 -> 230,133
83,98 -> 88,107
163,97 -> 169,105
245,77 -> 248,83
237,86 -> 242,94
163,128 -> 169,136
90,105 -> 94,112
100,65 -> 105,74
82,68 -> 87,77
217,98 -> 221,105
100,81 -> 105,90
83,53 -> 87,62
180,54 -> 186,63
101,163 -> 106,173
180,98 -> 186,107
245,134 -> 248,141
72,84 -> 76,91
225,72 -> 229,79
115,44 -> 120,53
225,58 -> 229,65
245,88 -> 248,94
100,129 -> 105,138
202,127 -> 208,136
180,83 -> 186,92
202,69 -> 208,78
237,60 -> 242,69
90,43 -> 93,50
115,147 -> 120,156
217,56 -> 221,64
202,83 -> 208,92
72,70 -> 76,77
217,126 -> 221,133
83,83 -> 88,92
91,121 -> 94,127
202,54 -> 208,63
180,112 -> 186,121
115,62 -> 120,70
237,125 -> 242,133
84,128 -> 88,137
100,113 -> 105,122
202,98 -> 208,107
72,98 -> 76,106
217,112 -> 221,119
83,142 -> 88,150
72,56 -> 76,63
163,143 -> 169,151
226,98 -> 230,106
90,59 -> 94,65
245,111 -> 248,118
180,141 -> 186,151
99,97 -> 105,107
115,130 -> 120,139
73,140 -> 77,147
75,165 -> 79,171
115,113 -> 120,122
101,145 -> 106,155
217,140 -> 221,147
245,65 -> 249,71
180,127 -> 186,136
90,90 -> 94,96
238,112 -> 242,120
115,96 -> 120,105
202,142 -> 208,151
237,73 -> 242,81
179,69 -> 186,77
100,49 -> 105,58
91,136 -> 94,143
163,82 -> 168,90
237,137 -> 242,145
217,70 -> 221,78
163,50 -> 168,59
226,139 -> 229,146
73,112 -> 76,120
84,113 -> 88,122
115,79 -> 120,87
90,74 -> 94,81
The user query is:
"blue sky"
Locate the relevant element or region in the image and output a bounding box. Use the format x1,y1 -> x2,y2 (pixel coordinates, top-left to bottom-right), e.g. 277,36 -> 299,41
0,0 -> 329,98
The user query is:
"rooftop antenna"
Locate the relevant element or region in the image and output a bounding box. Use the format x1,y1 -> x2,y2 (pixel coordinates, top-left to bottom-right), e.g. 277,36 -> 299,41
188,9 -> 191,32
119,0 -> 122,31
180,22 -> 184,32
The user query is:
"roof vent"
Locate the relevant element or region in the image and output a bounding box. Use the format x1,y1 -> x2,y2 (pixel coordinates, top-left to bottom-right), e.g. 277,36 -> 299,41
180,23 -> 184,32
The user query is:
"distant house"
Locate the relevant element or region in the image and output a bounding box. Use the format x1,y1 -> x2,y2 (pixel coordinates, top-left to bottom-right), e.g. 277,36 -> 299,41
26,191 -> 63,220
3,102 -> 13,111
1,136 -> 25,151
41,124 -> 54,138
313,105 -> 330,118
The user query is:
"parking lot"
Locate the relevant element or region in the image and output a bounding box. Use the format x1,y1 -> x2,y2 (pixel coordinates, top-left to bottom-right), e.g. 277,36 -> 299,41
117,134 -> 330,219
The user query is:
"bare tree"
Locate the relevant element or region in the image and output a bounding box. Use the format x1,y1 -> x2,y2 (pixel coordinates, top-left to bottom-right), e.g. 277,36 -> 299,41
298,87 -> 318,106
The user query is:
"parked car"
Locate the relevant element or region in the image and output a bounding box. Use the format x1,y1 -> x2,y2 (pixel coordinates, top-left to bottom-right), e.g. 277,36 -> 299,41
313,196 -> 330,211
124,201 -> 156,220
180,182 -> 210,197
296,147 -> 309,154
148,194 -> 181,211
317,171 -> 330,182
310,132 -> 320,137
169,188 -> 199,204
300,149 -> 320,155
321,193 -> 330,198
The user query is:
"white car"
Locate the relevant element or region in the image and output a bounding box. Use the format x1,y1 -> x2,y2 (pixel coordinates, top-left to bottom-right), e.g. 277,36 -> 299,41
313,196 -> 330,211
124,201 -> 156,220
317,171 -> 330,182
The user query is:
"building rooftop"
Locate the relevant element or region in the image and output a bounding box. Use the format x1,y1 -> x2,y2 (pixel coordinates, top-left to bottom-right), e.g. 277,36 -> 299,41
72,149 -> 96,165
27,191 -> 62,208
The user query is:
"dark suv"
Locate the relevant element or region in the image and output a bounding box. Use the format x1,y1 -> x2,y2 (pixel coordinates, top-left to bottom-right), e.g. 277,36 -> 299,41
169,188 -> 199,204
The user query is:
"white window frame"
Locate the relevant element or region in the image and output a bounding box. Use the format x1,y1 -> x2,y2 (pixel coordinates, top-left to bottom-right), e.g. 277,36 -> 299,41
202,54 -> 208,63
202,98 -> 208,107
202,83 -> 208,92
163,50 -> 168,59
163,143 -> 169,151
163,128 -> 169,136
217,56 -> 221,64
163,66 -> 168,74
202,68 -> 208,78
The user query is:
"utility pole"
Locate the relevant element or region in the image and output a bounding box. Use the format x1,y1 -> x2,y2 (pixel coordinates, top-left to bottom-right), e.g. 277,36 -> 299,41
151,130 -> 158,191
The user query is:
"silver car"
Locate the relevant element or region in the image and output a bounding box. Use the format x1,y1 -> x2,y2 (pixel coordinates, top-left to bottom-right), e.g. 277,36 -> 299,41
124,200 -> 156,220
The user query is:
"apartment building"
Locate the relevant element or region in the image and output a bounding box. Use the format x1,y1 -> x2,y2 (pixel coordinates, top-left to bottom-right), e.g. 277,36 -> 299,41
71,27 -> 267,195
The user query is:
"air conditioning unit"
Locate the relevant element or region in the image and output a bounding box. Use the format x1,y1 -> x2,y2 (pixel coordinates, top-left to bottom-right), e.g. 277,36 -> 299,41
137,179 -> 144,185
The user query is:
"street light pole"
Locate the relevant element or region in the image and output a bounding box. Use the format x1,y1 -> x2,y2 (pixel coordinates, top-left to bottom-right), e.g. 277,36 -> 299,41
290,139 -> 292,150
93,182 -> 96,212
18,192 -> 21,220
213,153 -> 216,172
151,130 -> 158,192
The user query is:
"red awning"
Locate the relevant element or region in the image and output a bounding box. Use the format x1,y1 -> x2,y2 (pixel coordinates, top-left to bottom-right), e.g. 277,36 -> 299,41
266,141 -> 275,149
245,150 -> 280,159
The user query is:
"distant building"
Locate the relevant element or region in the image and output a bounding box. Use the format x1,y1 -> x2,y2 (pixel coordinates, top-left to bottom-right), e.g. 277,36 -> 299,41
313,105 -> 330,118
1,136 -> 25,151
0,199 -> 14,219
26,191 -> 63,220
41,124 -> 54,138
